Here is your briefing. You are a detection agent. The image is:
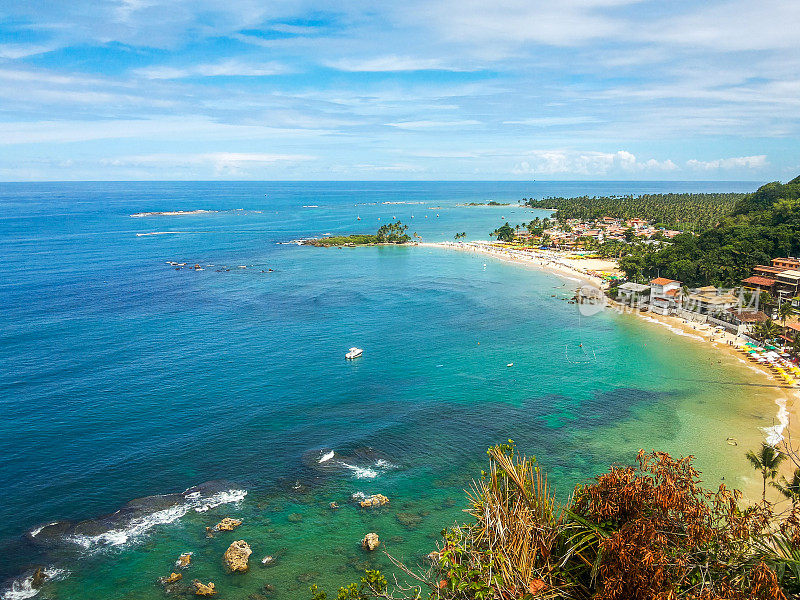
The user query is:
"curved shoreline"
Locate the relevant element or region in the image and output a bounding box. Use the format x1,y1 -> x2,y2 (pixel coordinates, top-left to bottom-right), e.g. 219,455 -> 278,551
421,240 -> 798,453
419,241 -> 610,288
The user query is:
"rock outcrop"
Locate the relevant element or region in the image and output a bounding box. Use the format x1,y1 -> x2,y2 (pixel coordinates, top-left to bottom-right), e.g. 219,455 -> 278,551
223,540 -> 252,573
192,580 -> 217,596
159,572 -> 182,585
31,568 -> 46,589
361,533 -> 380,551
359,494 -> 389,508
215,517 -> 242,531
176,552 -> 192,568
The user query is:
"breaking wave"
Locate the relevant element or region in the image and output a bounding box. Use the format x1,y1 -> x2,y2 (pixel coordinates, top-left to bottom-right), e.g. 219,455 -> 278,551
28,482 -> 246,553
1,567 -> 69,600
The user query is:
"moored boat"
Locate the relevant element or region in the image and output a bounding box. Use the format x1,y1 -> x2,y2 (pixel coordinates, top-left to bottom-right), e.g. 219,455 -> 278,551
346,347 -> 363,359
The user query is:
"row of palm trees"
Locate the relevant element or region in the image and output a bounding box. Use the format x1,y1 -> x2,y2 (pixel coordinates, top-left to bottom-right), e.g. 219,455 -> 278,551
747,443 -> 800,504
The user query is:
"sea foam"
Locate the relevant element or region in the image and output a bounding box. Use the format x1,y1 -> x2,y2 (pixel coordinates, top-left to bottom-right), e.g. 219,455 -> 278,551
62,487 -> 246,551
1,567 -> 68,600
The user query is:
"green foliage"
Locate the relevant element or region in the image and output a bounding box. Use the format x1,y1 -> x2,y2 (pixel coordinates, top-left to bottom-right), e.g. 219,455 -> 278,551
490,222 -> 515,242
305,234 -> 378,247
310,570 -> 388,600
747,442 -> 787,502
307,222 -> 411,246
315,444 -> 800,599
618,177 -> 800,286
454,232 -> 466,240
525,192 -> 743,231
376,221 -> 411,243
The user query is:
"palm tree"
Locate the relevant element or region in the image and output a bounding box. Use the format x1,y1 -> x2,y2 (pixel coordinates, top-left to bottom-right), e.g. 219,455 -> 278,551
746,443 -> 786,502
756,319 -> 780,344
778,301 -> 798,333
772,467 -> 800,506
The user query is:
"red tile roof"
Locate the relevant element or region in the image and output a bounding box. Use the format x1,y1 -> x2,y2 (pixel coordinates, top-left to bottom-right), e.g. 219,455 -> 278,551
665,289 -> 679,297
726,309 -> 768,323
742,276 -> 776,287
650,277 -> 679,285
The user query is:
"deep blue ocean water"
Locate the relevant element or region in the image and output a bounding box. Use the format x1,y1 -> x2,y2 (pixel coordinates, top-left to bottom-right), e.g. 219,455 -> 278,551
0,181 -> 772,599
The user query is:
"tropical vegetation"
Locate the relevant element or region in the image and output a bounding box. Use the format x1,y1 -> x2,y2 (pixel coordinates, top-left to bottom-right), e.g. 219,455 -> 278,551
524,193 -> 743,232
491,222 -> 516,242
312,441 -> 800,599
619,177 -> 800,286
304,222 -> 412,246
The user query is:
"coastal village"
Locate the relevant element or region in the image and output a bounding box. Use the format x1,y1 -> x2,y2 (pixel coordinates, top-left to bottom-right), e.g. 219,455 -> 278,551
513,215 -> 683,248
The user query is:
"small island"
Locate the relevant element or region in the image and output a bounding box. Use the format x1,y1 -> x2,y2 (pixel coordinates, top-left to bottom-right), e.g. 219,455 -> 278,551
302,221 -> 412,247
458,200 -> 510,206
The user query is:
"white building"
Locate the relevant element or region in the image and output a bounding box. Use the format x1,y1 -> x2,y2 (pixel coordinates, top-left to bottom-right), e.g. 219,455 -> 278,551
649,277 -> 682,315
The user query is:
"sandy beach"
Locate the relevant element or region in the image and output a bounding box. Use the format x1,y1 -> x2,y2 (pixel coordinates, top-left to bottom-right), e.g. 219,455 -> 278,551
421,241 -> 621,289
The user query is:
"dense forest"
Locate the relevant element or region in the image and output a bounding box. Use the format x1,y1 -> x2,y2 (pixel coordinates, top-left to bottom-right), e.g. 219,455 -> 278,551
620,177 -> 800,286
524,192 -> 744,231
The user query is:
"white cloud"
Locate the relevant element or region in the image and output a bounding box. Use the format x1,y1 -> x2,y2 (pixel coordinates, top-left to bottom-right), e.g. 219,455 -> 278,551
102,152 -> 315,176
686,155 -> 768,170
134,59 -> 291,79
513,150 -> 678,176
325,55 -> 472,72
0,118 -> 336,145
387,120 -> 481,129
0,42 -> 59,59
504,116 -> 599,127
417,0 -> 635,48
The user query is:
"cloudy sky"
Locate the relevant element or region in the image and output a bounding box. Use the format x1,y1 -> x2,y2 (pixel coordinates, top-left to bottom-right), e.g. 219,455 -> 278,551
1,0 -> 798,181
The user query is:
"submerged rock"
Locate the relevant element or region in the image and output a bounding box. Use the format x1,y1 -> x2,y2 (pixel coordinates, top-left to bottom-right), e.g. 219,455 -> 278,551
288,513 -> 304,523
223,540 -> 252,573
359,494 -> 389,508
192,580 -> 217,596
215,517 -> 242,532
361,533 -> 380,551
395,512 -> 423,528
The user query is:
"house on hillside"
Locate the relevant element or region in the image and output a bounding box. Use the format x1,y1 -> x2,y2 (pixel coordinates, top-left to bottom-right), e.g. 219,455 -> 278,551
775,270 -> 800,300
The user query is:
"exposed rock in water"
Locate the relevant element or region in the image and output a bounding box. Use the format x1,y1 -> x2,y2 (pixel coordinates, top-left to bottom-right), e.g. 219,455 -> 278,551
359,494 -> 389,508
361,533 -> 380,551
215,517 -> 242,532
31,567 -> 46,588
261,555 -> 276,567
223,540 -> 252,573
176,552 -> 192,568
160,572 -> 183,585
192,580 -> 217,596
329,501 -> 339,509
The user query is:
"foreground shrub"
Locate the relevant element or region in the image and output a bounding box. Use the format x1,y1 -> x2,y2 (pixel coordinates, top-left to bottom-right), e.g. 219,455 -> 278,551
312,443 -> 800,599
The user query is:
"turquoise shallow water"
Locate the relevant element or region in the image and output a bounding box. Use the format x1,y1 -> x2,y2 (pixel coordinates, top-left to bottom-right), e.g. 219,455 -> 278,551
0,181 -> 774,599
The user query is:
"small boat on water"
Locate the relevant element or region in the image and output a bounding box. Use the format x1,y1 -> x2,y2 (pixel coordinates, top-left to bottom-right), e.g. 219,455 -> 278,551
346,347 -> 363,359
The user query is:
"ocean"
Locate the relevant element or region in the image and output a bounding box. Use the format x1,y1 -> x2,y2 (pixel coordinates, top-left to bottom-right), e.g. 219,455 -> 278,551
0,180 -> 777,599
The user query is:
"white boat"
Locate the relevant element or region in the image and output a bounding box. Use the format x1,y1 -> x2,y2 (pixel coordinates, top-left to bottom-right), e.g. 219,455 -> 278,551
346,347 -> 363,359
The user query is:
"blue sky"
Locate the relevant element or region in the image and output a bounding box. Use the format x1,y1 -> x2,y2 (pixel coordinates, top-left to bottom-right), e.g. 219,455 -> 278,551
1,0 -> 799,181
